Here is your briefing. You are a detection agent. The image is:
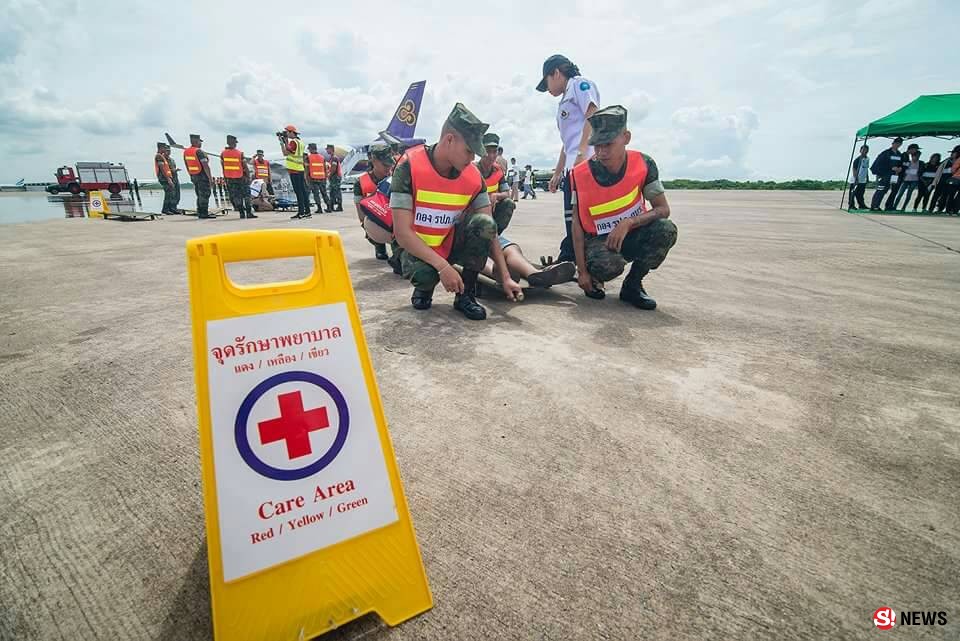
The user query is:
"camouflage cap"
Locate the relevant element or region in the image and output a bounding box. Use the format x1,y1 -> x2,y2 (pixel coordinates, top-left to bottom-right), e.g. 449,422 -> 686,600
368,143 -> 396,166
445,102 -> 489,156
307,142 -> 318,150
587,105 -> 628,146
226,134 -> 238,143
189,133 -> 202,142
156,141 -> 166,150
482,132 -> 500,148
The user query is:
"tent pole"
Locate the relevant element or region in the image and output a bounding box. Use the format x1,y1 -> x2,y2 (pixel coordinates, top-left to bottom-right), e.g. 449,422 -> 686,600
840,134 -> 859,209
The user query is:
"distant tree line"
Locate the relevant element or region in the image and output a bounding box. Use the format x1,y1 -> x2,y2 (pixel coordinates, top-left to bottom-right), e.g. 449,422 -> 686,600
662,179 -> 845,190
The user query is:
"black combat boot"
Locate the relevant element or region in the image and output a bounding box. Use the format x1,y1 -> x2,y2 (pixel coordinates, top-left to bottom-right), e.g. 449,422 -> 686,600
411,287 -> 434,310
374,243 -> 388,260
619,263 -> 656,310
453,269 -> 487,320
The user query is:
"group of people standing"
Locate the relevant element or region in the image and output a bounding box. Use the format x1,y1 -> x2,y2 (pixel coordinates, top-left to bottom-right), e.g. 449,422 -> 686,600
349,54 -> 678,321
154,128 -> 345,219
849,137 -> 960,214
506,159 -> 539,200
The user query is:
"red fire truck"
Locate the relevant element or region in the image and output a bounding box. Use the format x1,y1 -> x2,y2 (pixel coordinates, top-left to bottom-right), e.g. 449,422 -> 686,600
46,162 -> 130,195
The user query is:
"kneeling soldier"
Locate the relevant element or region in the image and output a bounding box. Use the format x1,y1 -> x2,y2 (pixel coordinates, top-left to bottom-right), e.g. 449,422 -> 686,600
392,103 -> 522,320
571,105 -> 677,309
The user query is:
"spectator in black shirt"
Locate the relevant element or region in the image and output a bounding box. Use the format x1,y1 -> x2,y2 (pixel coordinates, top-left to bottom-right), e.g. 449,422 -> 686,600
869,137 -> 903,211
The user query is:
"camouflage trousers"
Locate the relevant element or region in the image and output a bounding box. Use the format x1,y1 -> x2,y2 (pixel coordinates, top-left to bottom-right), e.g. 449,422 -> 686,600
585,218 -> 678,286
226,178 -> 251,216
161,179 -> 178,213
402,211 -> 498,289
191,174 -> 211,215
328,178 -> 342,209
492,197 -> 515,234
309,179 -> 330,212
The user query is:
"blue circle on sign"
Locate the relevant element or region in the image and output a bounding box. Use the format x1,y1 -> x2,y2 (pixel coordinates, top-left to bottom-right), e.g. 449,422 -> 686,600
579,81 -> 590,91
235,370 -> 349,481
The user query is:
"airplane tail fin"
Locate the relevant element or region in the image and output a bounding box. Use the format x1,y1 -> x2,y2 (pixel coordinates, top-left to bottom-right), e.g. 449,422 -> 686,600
383,81 -> 425,141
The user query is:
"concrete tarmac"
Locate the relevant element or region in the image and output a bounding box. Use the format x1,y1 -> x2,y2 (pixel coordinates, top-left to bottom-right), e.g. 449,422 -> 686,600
1,191 -> 958,640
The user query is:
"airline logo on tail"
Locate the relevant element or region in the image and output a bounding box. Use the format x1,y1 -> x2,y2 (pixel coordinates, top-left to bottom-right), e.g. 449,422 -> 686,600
396,100 -> 417,127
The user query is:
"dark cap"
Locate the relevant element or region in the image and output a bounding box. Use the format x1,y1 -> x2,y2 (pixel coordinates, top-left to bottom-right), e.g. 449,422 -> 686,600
226,134 -> 238,143
906,143 -> 921,151
483,132 -> 500,148
536,54 -> 573,92
255,149 -> 264,154
587,105 -> 628,145
325,144 -> 335,150
445,103 -> 489,156
189,133 -> 203,142
156,142 -> 166,150
892,136 -> 904,144
368,143 -> 396,166
307,142 -> 318,150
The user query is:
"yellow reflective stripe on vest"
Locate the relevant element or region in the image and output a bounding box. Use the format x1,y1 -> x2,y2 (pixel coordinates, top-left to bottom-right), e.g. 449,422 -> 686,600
416,189 -> 472,207
223,160 -> 241,168
486,183 -> 498,193
588,185 -> 640,217
285,140 -> 304,171
416,232 -> 446,247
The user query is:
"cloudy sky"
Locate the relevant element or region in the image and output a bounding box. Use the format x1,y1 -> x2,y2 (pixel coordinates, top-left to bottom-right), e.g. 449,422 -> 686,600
1,0 -> 956,183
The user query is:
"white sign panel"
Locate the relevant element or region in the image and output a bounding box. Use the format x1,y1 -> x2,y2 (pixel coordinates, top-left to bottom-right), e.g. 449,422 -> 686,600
206,303 -> 398,582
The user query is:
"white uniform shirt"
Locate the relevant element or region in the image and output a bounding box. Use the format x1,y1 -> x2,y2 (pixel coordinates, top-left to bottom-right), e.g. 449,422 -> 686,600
249,178 -> 265,197
557,76 -> 600,172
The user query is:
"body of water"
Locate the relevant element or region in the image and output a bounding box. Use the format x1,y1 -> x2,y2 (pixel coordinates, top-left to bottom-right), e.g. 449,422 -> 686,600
0,189 -> 236,224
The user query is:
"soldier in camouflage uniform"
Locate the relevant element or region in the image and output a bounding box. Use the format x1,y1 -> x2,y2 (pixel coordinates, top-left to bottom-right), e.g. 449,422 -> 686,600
477,132 -> 515,234
392,103 -> 522,320
222,135 -> 256,219
163,144 -> 182,213
186,134 -> 216,219
326,145 -> 343,211
155,142 -> 178,214
571,105 -> 677,310
354,143 -> 403,272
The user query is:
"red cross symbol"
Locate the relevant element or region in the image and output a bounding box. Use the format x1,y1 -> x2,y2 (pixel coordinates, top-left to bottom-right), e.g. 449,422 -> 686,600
257,391 -> 330,460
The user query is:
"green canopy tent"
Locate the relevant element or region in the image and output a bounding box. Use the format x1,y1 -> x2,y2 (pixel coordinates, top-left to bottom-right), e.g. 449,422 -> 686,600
841,93 -> 960,208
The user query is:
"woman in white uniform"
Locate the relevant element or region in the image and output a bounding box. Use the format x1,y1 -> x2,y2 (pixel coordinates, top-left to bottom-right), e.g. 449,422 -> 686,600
536,54 -> 600,264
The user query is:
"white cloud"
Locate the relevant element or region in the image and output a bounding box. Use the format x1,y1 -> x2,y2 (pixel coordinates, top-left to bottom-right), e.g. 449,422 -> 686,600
0,0 -> 77,64
297,30 -> 368,88
770,3 -> 828,30
670,105 -> 759,179
785,33 -> 878,59
197,64 -> 395,143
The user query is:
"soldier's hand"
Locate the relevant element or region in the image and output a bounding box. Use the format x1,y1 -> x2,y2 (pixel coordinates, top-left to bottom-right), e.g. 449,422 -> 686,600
548,172 -> 562,193
439,264 -> 463,294
502,278 -> 523,302
606,219 -> 633,253
577,269 -> 594,293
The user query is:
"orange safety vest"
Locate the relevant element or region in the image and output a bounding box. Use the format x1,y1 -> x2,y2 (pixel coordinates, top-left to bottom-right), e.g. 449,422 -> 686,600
408,145 -> 483,259
358,172 -> 378,197
253,157 -> 270,179
572,150 -> 648,236
307,153 -> 327,180
184,146 -> 203,175
482,163 -> 505,194
222,148 -> 244,178
156,153 -> 172,179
